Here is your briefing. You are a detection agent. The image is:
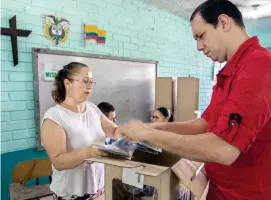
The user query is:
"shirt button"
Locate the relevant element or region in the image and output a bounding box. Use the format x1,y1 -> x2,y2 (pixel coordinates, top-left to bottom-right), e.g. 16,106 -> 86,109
231,122 -> 235,126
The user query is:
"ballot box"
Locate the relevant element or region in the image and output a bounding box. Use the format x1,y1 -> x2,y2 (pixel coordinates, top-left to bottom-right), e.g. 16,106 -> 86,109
86,150 -> 209,200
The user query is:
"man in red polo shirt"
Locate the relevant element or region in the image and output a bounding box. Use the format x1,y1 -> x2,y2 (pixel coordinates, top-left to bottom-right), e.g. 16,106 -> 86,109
118,0 -> 271,199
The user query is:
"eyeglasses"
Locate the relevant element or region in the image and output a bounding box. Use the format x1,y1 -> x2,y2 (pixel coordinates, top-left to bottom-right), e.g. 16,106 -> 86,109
69,79 -> 96,88
151,116 -> 159,120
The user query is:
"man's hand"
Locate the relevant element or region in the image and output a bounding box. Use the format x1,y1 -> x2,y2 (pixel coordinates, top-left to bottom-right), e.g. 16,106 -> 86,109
118,120 -> 150,142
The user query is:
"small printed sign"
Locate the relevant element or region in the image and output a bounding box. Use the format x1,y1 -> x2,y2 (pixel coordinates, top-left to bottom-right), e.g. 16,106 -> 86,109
44,71 -> 57,80
43,63 -> 62,81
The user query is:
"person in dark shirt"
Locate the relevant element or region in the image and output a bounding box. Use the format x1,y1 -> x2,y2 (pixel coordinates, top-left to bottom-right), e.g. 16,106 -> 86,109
97,102 -> 116,145
97,102 -> 116,123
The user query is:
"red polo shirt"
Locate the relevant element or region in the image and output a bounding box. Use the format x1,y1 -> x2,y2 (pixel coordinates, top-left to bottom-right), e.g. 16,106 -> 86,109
202,36 -> 271,200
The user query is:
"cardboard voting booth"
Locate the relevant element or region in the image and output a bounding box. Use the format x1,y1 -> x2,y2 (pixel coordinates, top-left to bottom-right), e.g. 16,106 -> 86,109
155,77 -> 173,111
176,77 -> 200,121
155,77 -> 200,122
87,150 -> 180,200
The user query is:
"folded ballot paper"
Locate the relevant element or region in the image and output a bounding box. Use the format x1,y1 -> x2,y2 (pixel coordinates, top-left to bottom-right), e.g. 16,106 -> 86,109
94,137 -> 162,160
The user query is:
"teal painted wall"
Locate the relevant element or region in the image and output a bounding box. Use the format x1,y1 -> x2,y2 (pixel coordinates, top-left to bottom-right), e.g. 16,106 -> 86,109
250,28 -> 271,48
1,0 -> 270,200
246,16 -> 271,48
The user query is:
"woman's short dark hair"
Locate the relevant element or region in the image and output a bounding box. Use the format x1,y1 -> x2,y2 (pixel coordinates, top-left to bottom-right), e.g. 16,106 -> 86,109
52,62 -> 88,104
97,102 -> 115,114
157,107 -> 175,122
190,0 -> 245,28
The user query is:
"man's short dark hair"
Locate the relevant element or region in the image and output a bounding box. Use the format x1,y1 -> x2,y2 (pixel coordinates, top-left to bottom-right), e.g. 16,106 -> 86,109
97,102 -> 115,114
190,0 -> 245,28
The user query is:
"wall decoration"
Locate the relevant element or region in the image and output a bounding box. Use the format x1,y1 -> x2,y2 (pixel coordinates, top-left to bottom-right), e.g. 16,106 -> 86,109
1,16 -> 32,66
43,63 -> 62,81
44,15 -> 70,45
84,24 -> 106,45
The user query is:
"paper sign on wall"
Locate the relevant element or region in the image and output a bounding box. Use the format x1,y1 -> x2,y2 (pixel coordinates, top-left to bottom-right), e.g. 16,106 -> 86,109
43,63 -> 62,81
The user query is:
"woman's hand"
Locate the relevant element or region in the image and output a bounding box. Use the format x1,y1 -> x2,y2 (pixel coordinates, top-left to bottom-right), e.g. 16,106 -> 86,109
82,145 -> 108,159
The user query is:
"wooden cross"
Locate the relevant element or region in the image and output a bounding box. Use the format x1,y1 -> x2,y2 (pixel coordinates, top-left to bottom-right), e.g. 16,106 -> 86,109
1,16 -> 32,66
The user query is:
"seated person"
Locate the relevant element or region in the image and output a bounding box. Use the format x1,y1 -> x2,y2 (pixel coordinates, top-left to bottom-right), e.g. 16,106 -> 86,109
97,102 -> 116,123
151,107 -> 175,123
97,102 -> 116,144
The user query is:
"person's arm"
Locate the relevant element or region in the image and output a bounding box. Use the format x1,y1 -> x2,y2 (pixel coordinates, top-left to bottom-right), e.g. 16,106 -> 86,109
41,119 -> 107,171
149,118 -> 208,135
145,129 -> 240,166
100,114 -> 121,140
119,121 -> 239,165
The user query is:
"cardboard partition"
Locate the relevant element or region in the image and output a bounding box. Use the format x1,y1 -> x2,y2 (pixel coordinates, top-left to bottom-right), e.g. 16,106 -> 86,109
176,77 -> 199,121
155,77 -> 173,111
172,159 -> 209,200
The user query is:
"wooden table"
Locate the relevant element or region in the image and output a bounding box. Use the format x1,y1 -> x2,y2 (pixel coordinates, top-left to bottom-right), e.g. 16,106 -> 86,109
9,183 -> 53,200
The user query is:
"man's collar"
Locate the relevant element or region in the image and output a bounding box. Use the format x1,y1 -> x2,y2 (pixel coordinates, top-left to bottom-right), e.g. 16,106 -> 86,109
219,36 -> 260,76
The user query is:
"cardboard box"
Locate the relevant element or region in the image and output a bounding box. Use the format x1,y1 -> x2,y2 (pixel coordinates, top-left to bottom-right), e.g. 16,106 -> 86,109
86,150 -> 209,200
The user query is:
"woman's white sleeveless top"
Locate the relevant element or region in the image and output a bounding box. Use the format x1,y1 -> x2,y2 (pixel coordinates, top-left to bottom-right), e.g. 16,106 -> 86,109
42,101 -> 106,197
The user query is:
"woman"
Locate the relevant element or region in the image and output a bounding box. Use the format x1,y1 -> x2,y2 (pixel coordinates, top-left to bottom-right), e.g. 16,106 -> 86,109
41,62 -> 119,200
151,107 -> 175,123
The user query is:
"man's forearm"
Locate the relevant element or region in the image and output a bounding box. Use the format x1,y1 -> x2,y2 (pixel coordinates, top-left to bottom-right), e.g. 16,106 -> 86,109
150,118 -> 208,135
146,128 -> 240,165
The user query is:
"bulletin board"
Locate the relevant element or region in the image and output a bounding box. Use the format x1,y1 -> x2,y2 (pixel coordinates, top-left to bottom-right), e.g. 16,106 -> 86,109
33,49 -> 157,151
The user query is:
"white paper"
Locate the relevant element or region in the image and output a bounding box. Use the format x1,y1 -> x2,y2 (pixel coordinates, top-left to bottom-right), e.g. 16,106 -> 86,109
122,166 -> 145,189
